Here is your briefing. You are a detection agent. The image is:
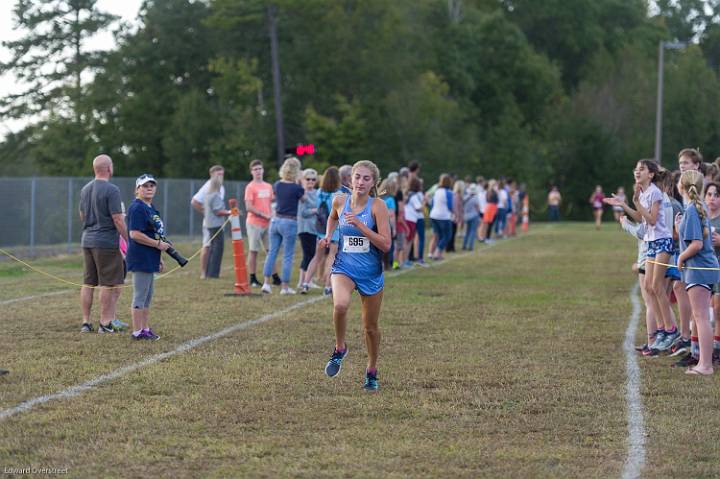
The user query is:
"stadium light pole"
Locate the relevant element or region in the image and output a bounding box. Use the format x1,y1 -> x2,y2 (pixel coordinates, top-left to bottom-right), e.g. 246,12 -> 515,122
654,40 -> 687,165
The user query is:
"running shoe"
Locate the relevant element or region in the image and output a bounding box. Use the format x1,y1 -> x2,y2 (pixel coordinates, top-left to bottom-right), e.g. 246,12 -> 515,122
280,288 -> 296,295
324,346 -> 348,377
649,331 -> 666,350
672,353 -> 698,368
654,330 -> 679,352
272,273 -> 282,286
80,323 -> 93,333
363,370 -> 379,392
637,344 -> 651,355
669,337 -> 691,357
0,369 -> 8,376
111,319 -> 129,331
323,287 -> 332,296
250,275 -> 262,288
131,331 -> 147,340
261,283 -> 272,294
300,284 -> 310,295
144,329 -> 160,341
641,346 -> 660,357
307,281 -> 322,289
98,323 -> 116,334
713,349 -> 720,367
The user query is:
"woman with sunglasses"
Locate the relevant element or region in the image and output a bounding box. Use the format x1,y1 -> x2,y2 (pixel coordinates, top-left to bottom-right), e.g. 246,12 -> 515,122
297,169 -> 319,292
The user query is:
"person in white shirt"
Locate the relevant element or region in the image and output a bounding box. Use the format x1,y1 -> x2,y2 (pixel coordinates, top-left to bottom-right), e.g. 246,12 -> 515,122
429,174 -> 454,260
191,165 -> 225,279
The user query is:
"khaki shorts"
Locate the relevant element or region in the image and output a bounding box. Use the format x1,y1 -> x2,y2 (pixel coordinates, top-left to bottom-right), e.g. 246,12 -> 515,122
83,248 -> 125,286
247,222 -> 269,252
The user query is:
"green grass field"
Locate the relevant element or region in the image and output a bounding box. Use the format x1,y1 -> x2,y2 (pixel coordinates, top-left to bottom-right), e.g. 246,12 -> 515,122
1,223 -> 720,478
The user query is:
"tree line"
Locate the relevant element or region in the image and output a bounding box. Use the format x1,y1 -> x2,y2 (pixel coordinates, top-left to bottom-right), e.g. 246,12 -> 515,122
1,0 -> 720,218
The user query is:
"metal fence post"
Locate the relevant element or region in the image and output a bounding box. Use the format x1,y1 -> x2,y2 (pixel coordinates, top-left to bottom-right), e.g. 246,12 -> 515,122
30,177 -> 36,257
67,178 -> 73,254
163,180 -> 169,233
189,180 -> 195,239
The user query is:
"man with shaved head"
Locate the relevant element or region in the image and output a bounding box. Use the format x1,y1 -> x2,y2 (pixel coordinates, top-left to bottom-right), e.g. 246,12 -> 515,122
79,154 -> 129,333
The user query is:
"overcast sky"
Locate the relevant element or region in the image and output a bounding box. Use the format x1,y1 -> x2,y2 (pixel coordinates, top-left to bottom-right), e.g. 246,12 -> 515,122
0,0 -> 143,136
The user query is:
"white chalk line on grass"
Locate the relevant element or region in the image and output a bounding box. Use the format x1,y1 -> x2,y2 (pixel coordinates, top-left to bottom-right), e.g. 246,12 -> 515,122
0,289 -> 73,306
0,233 -> 527,421
0,295 -> 327,420
621,283 -> 645,479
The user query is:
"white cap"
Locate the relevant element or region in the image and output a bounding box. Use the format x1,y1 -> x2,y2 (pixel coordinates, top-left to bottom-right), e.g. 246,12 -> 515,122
135,174 -> 157,188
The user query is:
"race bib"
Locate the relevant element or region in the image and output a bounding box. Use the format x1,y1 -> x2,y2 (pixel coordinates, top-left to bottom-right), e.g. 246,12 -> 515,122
343,235 -> 369,253
257,190 -> 271,198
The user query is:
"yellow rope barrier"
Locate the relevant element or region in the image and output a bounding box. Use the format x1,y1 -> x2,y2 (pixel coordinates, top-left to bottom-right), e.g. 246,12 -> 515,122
646,259 -> 720,271
0,217 -> 231,290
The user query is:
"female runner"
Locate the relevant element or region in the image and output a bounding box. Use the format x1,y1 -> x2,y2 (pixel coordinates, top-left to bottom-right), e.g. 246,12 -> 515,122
320,160 -> 391,391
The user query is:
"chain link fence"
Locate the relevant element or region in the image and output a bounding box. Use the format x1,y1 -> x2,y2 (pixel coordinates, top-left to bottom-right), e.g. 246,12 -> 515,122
0,177 -> 248,257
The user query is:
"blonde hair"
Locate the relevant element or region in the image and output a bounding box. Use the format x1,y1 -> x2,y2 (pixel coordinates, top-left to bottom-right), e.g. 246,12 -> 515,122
681,169 -> 709,238
380,178 -> 398,196
352,160 -> 382,197
303,168 -> 318,179
453,180 -> 465,195
279,157 -> 301,182
208,173 -> 223,194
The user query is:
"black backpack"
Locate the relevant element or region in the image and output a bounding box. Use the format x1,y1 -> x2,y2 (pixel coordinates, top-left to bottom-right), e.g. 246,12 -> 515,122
316,195 -> 330,234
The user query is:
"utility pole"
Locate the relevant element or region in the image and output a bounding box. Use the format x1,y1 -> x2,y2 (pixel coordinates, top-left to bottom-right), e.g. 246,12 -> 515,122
654,41 -> 686,165
268,5 -> 285,168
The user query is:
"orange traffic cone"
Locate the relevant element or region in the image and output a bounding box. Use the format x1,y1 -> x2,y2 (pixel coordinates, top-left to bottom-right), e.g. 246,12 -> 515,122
521,195 -> 529,233
225,199 -> 254,296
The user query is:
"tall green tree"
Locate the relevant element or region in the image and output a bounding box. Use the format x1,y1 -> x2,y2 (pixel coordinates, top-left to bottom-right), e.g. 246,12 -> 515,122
0,0 -> 118,172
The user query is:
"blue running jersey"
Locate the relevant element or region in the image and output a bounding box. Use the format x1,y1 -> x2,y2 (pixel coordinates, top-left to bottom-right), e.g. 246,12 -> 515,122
331,195 -> 384,296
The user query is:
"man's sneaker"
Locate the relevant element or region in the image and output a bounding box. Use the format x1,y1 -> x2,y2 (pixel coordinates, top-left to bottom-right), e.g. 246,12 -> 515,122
280,288 -> 296,295
300,284 -> 310,295
111,319 -> 129,331
324,346 -> 348,377
80,323 -> 93,333
363,370 -> 379,392
272,273 -> 282,286
672,353 -> 698,368
144,329 -> 160,341
250,275 -> 262,288
669,337 -> 691,357
98,323 -> 116,334
261,283 -> 272,294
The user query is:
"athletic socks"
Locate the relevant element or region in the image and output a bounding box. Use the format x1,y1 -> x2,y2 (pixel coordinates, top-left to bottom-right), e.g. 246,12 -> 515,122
367,368 -> 377,376
666,326 -> 677,335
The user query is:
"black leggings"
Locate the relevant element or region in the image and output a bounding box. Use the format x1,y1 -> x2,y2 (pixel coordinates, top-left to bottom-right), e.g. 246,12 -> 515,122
299,233 -> 317,270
